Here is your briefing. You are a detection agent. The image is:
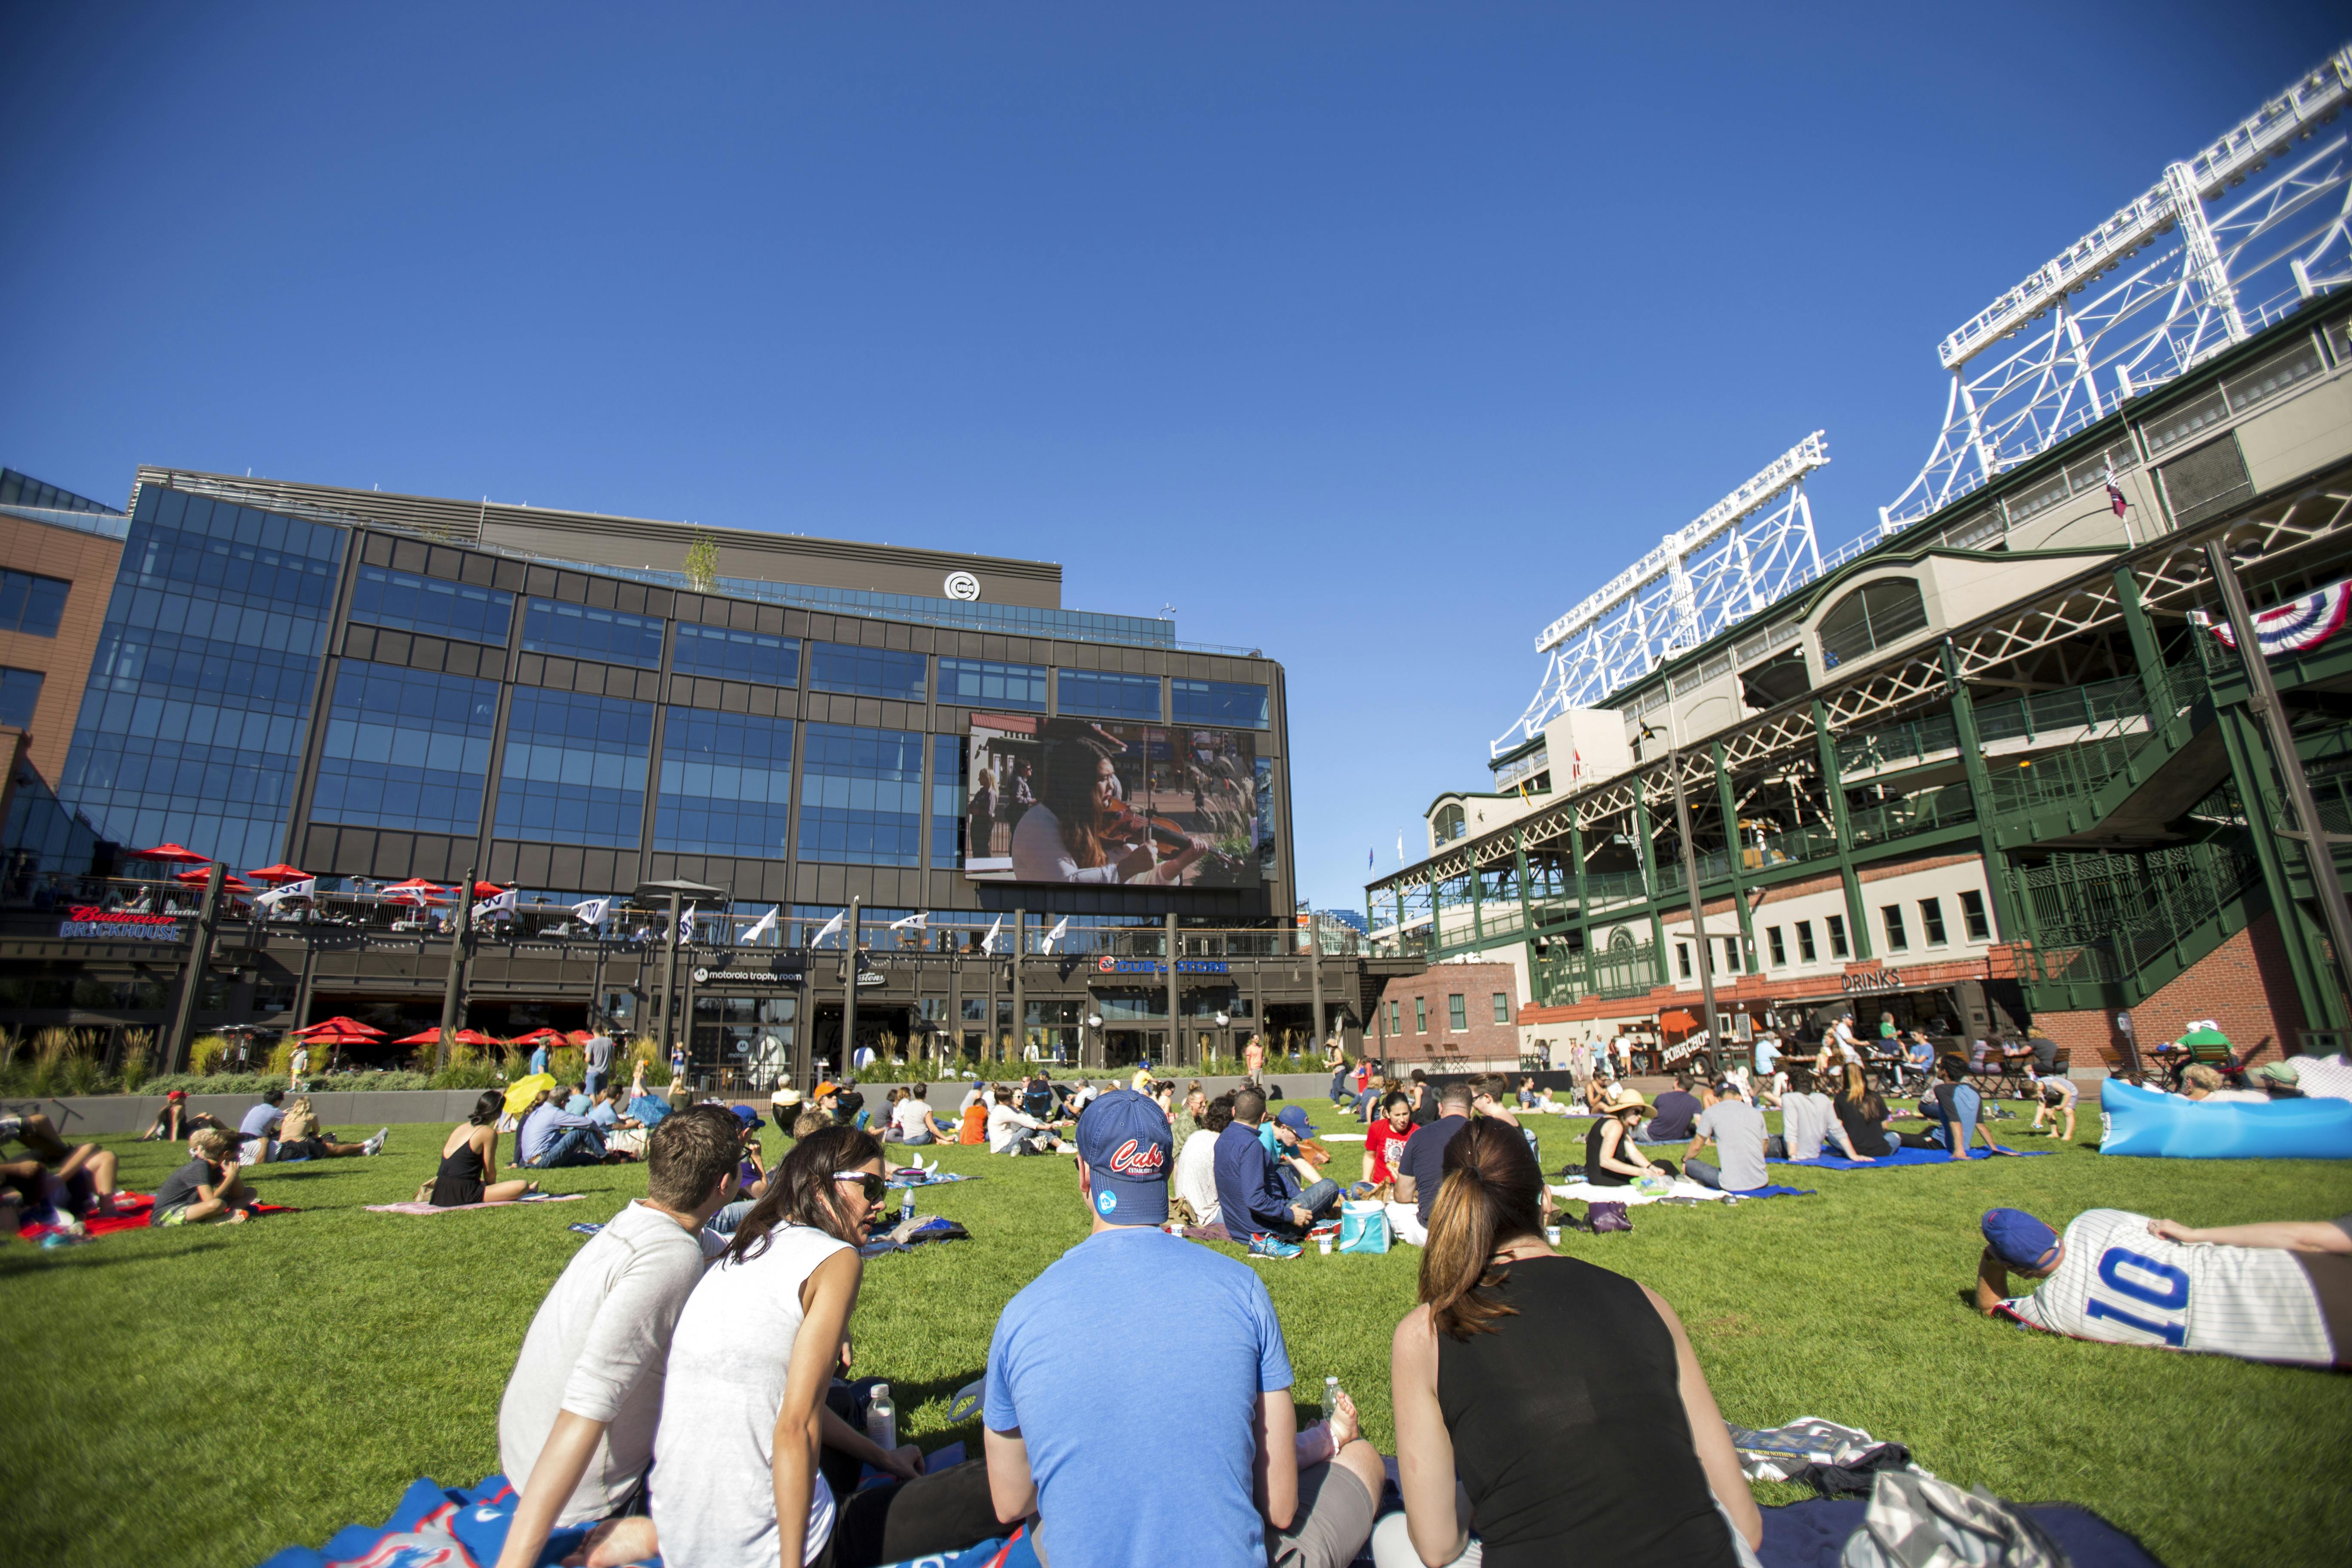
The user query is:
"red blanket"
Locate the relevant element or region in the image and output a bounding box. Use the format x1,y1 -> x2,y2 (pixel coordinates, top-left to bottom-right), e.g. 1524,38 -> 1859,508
14,1189 -> 294,1240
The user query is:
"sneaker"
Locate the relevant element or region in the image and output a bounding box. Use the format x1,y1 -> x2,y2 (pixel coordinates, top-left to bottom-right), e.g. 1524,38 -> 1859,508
363,1129 -> 388,1155
1248,1235 -> 1302,1260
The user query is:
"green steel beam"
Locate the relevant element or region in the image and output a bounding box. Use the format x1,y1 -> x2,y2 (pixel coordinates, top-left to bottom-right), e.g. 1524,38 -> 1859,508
1631,793 -> 1670,984
1811,699 -> 1874,962
2215,701 -> 2342,1029
1712,741 -> 1757,974
1942,640 -> 2024,943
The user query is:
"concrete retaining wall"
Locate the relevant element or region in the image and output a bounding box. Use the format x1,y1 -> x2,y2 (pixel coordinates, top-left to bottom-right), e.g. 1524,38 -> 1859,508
24,1090 -> 495,1138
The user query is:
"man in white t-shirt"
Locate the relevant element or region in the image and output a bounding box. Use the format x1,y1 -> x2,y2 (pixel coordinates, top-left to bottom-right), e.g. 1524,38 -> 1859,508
493,1106 -> 744,1568
891,1084 -> 953,1145
988,1085 -> 1065,1155
1976,1206 -> 2352,1369
1174,1096 -> 1231,1226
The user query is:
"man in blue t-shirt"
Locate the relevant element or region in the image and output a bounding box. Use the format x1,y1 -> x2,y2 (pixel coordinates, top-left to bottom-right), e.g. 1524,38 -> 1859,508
983,1090 -> 1381,1568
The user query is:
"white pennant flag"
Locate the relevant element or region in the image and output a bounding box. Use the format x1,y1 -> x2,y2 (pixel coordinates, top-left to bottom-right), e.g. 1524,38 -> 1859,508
472,886 -> 518,922
571,897 -> 611,928
673,903 -> 698,943
1396,833 -> 1405,864
811,909 -> 846,948
256,877 -> 315,910
981,915 -> 1002,955
1039,915 -> 1069,954
741,906 -> 779,944
889,911 -> 928,931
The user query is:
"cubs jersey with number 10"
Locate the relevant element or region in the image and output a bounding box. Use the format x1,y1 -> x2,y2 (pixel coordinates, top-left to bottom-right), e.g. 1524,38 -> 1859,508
1999,1208 -> 2333,1366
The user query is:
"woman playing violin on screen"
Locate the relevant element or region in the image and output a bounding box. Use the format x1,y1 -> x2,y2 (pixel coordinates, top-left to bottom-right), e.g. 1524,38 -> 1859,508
1009,728 -> 1209,885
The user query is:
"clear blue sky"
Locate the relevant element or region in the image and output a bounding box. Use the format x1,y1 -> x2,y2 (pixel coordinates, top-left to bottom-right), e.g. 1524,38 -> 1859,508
3,4 -> 2343,912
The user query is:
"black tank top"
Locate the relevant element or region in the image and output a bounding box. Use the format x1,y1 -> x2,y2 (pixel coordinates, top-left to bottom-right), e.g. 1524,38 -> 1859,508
1584,1119 -> 1632,1185
1436,1255 -> 1736,1568
429,1135 -> 489,1207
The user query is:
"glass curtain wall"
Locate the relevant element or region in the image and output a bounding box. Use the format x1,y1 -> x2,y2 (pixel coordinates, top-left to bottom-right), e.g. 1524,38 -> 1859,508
349,567 -> 512,643
654,709 -> 794,857
1057,670 -> 1161,722
797,723 -> 924,866
520,599 -> 664,667
930,733 -> 965,868
808,642 -> 926,701
672,624 -> 798,684
58,488 -> 343,869
313,662 -> 499,835
494,689 -> 654,848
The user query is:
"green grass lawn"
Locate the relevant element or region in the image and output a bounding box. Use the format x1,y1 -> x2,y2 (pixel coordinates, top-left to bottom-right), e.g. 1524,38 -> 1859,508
7,1105 -> 2350,1568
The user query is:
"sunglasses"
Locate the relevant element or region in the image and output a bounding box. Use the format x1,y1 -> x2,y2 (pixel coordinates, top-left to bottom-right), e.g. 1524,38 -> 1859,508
833,1171 -> 889,1204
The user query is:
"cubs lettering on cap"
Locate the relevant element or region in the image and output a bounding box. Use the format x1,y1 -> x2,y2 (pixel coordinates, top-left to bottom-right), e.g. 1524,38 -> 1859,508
1075,1088 -> 1173,1226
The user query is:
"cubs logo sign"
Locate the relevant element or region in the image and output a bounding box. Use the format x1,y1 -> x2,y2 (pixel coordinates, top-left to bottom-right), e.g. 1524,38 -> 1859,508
1106,1137 -> 1164,1177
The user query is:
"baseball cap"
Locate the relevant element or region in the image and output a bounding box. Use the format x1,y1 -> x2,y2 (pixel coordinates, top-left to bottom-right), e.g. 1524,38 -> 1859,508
1273,1105 -> 1319,1138
1075,1088 -> 1171,1225
1981,1208 -> 2061,1272
813,1081 -> 840,1099
2254,1061 -> 2300,1086
729,1103 -> 766,1132
166,1089 -> 187,1101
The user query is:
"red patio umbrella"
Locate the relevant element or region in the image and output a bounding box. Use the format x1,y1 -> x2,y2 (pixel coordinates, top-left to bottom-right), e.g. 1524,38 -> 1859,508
246,863 -> 312,884
301,1027 -> 384,1049
508,1027 -> 567,1046
175,867 -> 255,893
390,1029 -> 448,1046
469,881 -> 511,899
454,1029 -> 505,1047
293,1015 -> 387,1039
131,842 -> 212,864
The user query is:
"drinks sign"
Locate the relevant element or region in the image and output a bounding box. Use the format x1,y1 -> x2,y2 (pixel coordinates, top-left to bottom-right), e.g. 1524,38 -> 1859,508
60,906 -> 181,942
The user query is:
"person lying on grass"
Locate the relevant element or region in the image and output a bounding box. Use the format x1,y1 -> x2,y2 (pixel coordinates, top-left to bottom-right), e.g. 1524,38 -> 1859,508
421,1090 -> 541,1207
1380,1118 -> 1764,1568
1893,1054 -> 2013,1160
493,1106 -> 741,1568
1975,1206 -> 2352,1369
147,1129 -> 258,1227
653,1124 -> 1003,1568
1,1109 -> 126,1221
986,1090 -> 1384,1568
273,1096 -> 384,1161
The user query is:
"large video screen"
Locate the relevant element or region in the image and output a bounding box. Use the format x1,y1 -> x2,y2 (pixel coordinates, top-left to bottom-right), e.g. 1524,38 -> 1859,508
963,714 -> 1265,888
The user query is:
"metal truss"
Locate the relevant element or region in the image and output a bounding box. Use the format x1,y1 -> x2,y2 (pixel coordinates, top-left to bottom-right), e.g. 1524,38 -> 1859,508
1372,466 -> 2352,900
1885,45 -> 2352,527
1495,435 -> 1829,755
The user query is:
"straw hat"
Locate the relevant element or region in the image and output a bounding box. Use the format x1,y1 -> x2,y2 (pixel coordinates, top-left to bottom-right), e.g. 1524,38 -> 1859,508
1596,1086 -> 1654,1118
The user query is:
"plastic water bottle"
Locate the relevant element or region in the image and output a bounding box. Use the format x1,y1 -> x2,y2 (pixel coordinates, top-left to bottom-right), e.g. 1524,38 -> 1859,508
900,1184 -> 915,1226
865,1383 -> 896,1452
1321,1375 -> 1341,1426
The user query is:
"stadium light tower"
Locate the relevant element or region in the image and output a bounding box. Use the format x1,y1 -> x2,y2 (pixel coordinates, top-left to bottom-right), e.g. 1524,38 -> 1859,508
1494,433 -> 1829,756
1884,44 -> 2352,528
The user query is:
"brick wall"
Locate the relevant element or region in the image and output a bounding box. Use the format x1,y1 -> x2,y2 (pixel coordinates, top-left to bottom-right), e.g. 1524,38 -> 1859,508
0,516 -> 123,784
1375,963 -> 1520,1067
2033,910 -> 2316,1070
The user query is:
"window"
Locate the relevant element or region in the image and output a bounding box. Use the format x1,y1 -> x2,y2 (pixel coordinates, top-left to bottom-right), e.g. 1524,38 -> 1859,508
1825,915 -> 1849,959
1415,996 -> 1427,1033
1817,577 -> 1928,671
60,487 -> 344,872
493,688 -> 655,849
1171,679 -> 1268,729
1387,999 -> 1400,1036
519,598 -> 665,668
1959,888 -> 1991,941
1881,903 -> 1908,951
655,709 -> 793,857
1432,803 -> 1466,845
939,658 -> 1047,711
1724,937 -> 1744,975
930,733 -> 967,868
797,723 -> 924,866
1795,920 -> 1816,961
0,569 -> 70,638
349,566 -> 512,645
1448,994 -> 1467,1032
314,662 -> 499,836
672,623 -> 799,685
1919,897 -> 1948,946
1676,942 -> 1692,979
1767,926 -> 1787,967
1057,669 -> 1160,722
0,667 -> 42,729
808,642 -> 926,702
1492,992 -> 1510,1024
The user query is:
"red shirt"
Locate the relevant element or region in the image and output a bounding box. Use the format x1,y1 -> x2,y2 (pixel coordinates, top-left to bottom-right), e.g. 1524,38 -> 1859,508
1366,1117 -> 1415,1183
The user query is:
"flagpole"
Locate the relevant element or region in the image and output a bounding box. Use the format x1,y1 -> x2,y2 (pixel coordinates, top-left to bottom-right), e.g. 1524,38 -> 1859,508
842,897 -> 860,1079
435,865 -> 475,1072
1011,907 -> 1025,1067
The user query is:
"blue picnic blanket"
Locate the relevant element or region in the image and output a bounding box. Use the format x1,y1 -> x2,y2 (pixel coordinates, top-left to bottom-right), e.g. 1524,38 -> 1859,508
628,1094 -> 671,1126
886,1169 -> 981,1189
1726,1184 -> 1816,1199
254,1471 -> 1034,1567
1771,1145 -> 2049,1170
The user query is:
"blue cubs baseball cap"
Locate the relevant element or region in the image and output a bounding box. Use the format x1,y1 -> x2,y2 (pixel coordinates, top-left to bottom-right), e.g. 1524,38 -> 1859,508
1274,1104 -> 1319,1138
729,1104 -> 766,1132
1075,1088 -> 1171,1225
1981,1208 -> 2061,1272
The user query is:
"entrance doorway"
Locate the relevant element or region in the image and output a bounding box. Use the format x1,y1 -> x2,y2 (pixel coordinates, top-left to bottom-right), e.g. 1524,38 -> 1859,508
1102,1029 -> 1167,1070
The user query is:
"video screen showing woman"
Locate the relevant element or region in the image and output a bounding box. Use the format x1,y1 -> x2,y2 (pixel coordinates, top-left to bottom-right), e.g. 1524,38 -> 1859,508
964,715 -> 1261,888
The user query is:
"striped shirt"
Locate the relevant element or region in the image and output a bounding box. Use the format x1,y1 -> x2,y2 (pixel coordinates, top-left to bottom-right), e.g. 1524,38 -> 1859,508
1999,1208 -> 2332,1366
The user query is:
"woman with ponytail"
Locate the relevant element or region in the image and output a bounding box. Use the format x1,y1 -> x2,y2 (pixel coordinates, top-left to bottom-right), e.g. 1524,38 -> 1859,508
1374,1119 -> 1764,1568
654,1124 -> 1001,1568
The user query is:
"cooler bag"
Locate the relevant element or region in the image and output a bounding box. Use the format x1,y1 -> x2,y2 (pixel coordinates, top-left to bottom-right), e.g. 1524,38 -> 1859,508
1338,1200 -> 1389,1254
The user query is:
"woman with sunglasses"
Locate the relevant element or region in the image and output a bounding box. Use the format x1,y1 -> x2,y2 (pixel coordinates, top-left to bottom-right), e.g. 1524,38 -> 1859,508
653,1124 -> 1000,1567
